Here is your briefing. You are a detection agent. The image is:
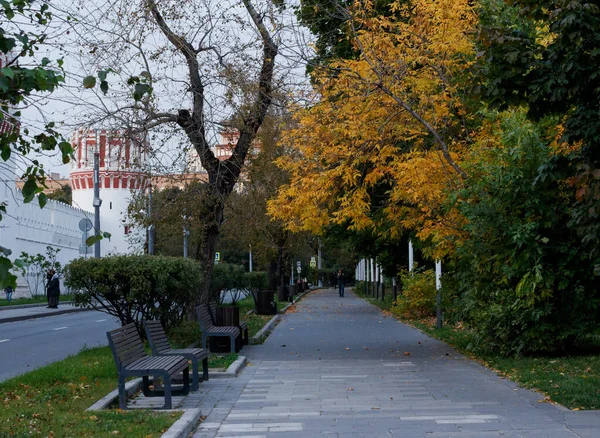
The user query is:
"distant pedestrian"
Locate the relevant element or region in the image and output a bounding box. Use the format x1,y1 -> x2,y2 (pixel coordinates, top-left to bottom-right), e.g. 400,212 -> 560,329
4,285 -> 13,302
46,269 -> 60,308
337,269 -> 345,297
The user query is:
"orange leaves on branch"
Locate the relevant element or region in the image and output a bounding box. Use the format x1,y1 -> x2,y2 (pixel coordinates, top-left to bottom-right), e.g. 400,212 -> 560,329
269,0 -> 475,252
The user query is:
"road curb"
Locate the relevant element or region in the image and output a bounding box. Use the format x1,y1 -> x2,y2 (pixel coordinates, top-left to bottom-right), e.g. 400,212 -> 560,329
0,307 -> 92,324
161,408 -> 203,438
87,378 -> 143,411
209,355 -> 248,378
250,313 -> 281,344
0,301 -> 75,311
88,356 -> 247,411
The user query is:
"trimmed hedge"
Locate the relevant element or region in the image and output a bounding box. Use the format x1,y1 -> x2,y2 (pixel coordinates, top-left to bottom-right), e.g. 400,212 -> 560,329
210,263 -> 245,304
65,255 -> 202,332
245,271 -> 268,291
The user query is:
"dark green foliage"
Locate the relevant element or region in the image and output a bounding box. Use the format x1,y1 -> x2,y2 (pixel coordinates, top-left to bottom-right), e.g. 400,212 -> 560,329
65,255 -> 201,333
474,0 -> 541,108
446,111 -> 599,356
244,271 -> 268,291
129,182 -> 208,258
475,0 -> 600,263
476,0 -> 600,141
210,263 -> 246,304
0,0 -> 71,289
295,0 -> 395,71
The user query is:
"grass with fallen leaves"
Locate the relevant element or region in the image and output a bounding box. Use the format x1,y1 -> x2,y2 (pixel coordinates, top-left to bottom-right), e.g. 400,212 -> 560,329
355,286 -> 600,410
0,346 -> 179,437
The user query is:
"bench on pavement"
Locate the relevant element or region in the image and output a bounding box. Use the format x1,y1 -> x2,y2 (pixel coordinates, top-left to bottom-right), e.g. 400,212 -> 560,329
208,301 -> 249,346
143,319 -> 209,391
196,304 -> 240,353
106,323 -> 190,410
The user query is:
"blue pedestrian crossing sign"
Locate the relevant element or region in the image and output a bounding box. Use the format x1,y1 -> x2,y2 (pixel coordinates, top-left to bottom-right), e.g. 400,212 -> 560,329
215,252 -> 220,261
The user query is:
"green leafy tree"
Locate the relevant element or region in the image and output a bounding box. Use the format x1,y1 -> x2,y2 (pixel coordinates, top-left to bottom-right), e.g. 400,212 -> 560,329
220,108 -> 302,288
445,110 -> 599,355
0,0 -> 72,289
46,183 -> 72,205
475,0 -> 600,263
295,0 -> 395,71
70,0 -> 280,306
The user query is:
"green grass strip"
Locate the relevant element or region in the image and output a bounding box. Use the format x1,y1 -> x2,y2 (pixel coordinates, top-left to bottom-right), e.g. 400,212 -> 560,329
0,295 -> 73,307
0,346 -> 180,437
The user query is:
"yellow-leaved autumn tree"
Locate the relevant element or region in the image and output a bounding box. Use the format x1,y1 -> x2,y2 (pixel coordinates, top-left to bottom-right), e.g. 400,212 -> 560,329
269,0 -> 476,257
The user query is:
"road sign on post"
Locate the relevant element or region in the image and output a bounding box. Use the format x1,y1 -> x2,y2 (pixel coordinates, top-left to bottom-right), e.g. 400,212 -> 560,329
296,260 -> 301,273
310,257 -> 316,268
215,252 -> 220,262
79,218 -> 93,256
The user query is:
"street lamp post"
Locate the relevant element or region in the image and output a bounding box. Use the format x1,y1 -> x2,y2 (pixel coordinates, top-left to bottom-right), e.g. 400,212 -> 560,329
249,245 -> 253,272
147,186 -> 154,255
93,151 -> 102,258
183,213 -> 189,258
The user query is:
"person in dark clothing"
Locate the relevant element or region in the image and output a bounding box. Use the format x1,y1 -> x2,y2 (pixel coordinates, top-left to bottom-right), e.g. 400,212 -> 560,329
46,269 -> 60,308
4,285 -> 13,302
337,269 -> 345,297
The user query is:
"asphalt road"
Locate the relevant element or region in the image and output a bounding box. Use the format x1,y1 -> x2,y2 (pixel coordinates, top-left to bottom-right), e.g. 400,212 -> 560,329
0,310 -> 120,382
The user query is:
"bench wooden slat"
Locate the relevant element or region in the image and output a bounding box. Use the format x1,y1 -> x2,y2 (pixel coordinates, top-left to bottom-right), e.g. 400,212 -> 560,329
143,319 -> 210,391
196,305 -> 240,353
107,323 -> 191,409
206,301 -> 249,346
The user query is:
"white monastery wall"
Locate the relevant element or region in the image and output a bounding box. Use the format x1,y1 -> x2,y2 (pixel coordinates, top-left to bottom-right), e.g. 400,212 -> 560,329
1,155 -> 94,298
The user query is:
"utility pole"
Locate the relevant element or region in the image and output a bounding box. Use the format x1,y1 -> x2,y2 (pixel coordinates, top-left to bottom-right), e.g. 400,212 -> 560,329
317,239 -> 322,287
147,186 -> 154,255
436,260 -> 442,328
93,151 -> 102,258
409,239 -> 414,273
183,212 -> 189,258
249,245 -> 253,272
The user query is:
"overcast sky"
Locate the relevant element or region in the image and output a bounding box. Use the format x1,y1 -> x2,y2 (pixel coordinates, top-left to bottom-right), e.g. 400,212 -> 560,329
17,0 -> 314,181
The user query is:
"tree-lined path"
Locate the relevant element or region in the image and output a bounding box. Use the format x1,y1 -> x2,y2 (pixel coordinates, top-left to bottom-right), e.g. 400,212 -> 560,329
188,288 -> 598,437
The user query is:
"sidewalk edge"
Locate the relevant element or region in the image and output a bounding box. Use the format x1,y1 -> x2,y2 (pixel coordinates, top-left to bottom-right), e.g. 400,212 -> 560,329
0,307 -> 92,324
161,408 -> 203,438
209,355 -> 247,379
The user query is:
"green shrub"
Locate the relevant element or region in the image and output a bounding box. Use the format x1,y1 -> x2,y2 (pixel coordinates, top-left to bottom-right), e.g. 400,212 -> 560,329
244,271 -> 268,291
444,110 -> 600,356
391,269 -> 436,318
211,263 -> 246,304
354,281 -> 365,295
65,255 -> 201,333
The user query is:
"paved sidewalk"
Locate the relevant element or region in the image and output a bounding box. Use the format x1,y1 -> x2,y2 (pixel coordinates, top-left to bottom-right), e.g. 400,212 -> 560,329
165,288 -> 598,437
0,302 -> 86,323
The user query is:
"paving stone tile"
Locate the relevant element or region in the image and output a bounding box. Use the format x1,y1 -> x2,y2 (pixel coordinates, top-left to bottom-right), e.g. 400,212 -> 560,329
186,289 -> 593,438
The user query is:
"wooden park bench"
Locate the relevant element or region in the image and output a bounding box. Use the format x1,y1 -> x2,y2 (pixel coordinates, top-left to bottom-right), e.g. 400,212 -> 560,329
106,323 -> 190,410
196,304 -> 240,353
143,319 -> 209,391
208,301 -> 249,346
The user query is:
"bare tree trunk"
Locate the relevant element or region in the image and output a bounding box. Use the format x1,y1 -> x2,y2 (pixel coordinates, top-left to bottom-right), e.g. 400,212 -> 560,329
146,0 -> 278,313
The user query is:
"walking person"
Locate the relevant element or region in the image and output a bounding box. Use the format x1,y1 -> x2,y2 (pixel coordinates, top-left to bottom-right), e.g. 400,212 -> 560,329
4,285 -> 13,302
46,269 -> 60,308
337,269 -> 345,297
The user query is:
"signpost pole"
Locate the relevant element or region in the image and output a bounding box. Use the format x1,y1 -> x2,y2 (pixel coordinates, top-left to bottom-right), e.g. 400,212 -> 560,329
93,152 -> 101,258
